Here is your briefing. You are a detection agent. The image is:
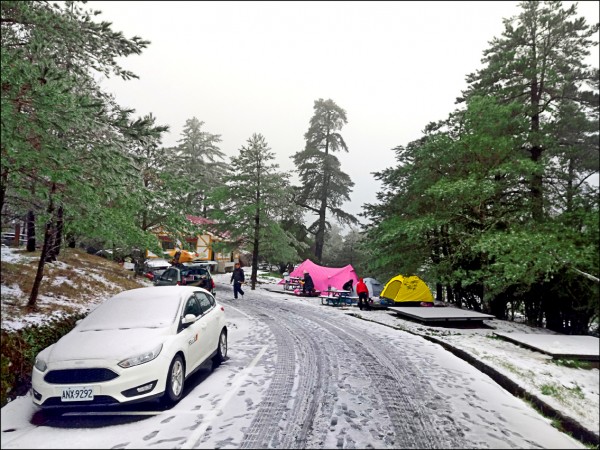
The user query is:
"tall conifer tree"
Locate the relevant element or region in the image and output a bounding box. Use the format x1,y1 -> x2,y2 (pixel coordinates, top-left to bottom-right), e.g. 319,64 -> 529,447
292,99 -> 357,263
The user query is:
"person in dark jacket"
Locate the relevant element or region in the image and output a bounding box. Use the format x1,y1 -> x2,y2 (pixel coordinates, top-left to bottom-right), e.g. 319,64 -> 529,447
342,279 -> 354,292
230,262 -> 245,299
302,270 -> 315,296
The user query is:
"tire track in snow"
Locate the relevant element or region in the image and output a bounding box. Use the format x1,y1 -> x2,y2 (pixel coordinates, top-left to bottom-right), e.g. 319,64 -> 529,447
236,293 -> 469,449
237,303 -> 332,449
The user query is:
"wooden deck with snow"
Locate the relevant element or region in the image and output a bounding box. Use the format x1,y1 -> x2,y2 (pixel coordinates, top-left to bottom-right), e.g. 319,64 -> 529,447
494,332 -> 599,361
390,307 -> 495,325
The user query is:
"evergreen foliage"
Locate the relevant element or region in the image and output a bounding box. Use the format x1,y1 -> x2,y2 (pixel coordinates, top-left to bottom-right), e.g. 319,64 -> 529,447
1,1 -> 164,306
171,117 -> 228,217
292,99 -> 358,263
209,133 -> 299,288
363,1 -> 599,333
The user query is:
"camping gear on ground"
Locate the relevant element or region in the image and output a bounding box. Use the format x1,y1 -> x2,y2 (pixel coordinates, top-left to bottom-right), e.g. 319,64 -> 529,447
380,274 -> 434,306
363,277 -> 384,297
279,259 -> 358,293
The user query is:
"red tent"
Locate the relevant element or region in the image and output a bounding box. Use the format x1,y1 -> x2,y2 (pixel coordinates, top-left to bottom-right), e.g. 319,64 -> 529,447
279,259 -> 358,292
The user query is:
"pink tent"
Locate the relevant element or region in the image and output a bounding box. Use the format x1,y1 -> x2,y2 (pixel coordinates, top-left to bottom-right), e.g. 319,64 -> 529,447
279,259 -> 358,292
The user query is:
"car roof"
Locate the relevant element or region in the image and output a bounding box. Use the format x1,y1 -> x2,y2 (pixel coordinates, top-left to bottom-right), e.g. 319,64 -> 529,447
113,285 -> 199,298
78,286 -> 202,331
145,258 -> 172,267
183,261 -> 217,267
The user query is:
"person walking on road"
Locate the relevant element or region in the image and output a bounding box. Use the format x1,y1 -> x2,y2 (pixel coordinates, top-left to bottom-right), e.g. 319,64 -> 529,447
356,277 -> 370,310
230,262 -> 245,299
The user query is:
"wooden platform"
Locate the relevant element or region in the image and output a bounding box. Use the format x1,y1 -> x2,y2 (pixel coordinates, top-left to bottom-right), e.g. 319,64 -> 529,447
391,307 -> 495,324
494,332 -> 599,361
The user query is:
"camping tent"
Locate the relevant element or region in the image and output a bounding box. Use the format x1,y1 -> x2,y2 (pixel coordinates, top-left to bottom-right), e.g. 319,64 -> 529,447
363,277 -> 384,297
278,259 -> 358,292
380,274 -> 434,305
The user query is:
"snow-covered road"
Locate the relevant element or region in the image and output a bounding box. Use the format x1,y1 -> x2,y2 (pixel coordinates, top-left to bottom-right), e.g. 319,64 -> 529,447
0,281 -> 584,449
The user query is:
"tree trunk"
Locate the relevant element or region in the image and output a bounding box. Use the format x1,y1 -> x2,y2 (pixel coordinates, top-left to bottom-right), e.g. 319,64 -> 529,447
314,201 -> 327,264
14,222 -> 21,247
251,203 -> 260,291
54,205 -> 64,257
529,59 -> 544,221
530,143 -> 544,221
314,127 -> 333,264
46,205 -> 64,261
0,168 -> 7,215
26,210 -> 36,252
447,284 -> 456,306
430,228 -> 444,302
566,157 -> 575,214
250,165 -> 262,290
28,183 -> 56,309
251,229 -> 259,290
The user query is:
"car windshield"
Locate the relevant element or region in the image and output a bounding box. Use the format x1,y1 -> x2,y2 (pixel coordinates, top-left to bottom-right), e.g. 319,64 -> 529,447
78,291 -> 181,330
181,268 -> 209,277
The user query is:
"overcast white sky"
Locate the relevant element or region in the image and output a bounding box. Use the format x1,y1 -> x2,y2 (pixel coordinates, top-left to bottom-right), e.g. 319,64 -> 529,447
89,1 -> 600,221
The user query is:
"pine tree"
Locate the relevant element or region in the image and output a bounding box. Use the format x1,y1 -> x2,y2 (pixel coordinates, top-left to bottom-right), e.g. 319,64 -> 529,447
173,117 -> 228,216
214,134 -> 296,289
292,99 -> 358,263
460,0 -> 599,221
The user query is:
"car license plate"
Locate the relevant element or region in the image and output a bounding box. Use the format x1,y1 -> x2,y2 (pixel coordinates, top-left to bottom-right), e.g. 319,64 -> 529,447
61,386 -> 94,402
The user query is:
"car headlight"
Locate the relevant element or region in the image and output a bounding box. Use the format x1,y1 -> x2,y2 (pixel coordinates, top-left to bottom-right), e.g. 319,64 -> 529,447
118,344 -> 163,368
34,357 -> 47,372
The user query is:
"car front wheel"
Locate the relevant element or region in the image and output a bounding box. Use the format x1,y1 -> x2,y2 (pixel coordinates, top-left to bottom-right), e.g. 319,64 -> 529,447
162,355 -> 185,406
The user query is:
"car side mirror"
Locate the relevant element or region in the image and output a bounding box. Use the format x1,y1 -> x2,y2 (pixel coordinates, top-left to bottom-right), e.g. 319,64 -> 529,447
182,314 -> 197,326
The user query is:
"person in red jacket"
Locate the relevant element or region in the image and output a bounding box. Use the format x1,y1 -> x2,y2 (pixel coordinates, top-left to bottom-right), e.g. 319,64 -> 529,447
356,277 -> 370,310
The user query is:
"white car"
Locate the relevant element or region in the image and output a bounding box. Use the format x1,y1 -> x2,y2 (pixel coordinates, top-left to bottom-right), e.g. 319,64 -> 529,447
31,286 -> 227,409
142,257 -> 172,281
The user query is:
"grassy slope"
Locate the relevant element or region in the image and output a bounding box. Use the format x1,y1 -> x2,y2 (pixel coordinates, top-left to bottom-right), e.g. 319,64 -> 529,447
1,247 -> 150,330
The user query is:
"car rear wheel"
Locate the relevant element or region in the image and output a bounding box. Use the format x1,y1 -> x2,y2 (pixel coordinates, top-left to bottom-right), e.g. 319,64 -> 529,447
162,355 -> 185,406
212,329 -> 227,365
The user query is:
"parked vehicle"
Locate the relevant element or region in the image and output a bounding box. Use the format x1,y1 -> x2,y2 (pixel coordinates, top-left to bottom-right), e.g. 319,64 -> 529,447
31,286 -> 227,409
142,258 -> 172,281
154,265 -> 216,295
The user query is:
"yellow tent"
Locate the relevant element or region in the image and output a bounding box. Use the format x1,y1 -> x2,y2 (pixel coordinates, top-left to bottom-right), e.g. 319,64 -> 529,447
380,275 -> 434,304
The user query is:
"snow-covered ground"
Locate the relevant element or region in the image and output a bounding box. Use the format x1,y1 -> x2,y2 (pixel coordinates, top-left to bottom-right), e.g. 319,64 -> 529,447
1,247 -> 598,447
233,271 -> 600,442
